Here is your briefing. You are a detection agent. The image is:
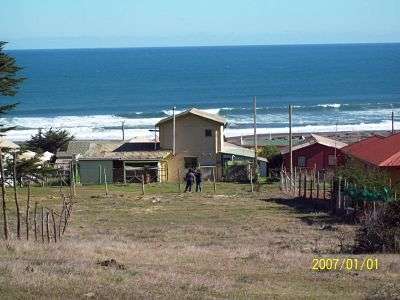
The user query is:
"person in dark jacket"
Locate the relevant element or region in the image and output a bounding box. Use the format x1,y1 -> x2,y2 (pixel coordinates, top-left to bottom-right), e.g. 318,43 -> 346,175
184,169 -> 195,192
195,169 -> 202,192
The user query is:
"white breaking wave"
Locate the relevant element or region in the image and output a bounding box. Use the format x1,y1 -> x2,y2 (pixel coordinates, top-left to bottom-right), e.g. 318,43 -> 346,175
317,103 -> 341,108
3,116 -> 398,142
1,115 -> 163,141
224,120 -> 398,137
163,108 -> 221,116
1,115 -> 162,130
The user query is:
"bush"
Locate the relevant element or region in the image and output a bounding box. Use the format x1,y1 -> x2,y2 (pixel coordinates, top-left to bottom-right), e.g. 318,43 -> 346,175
336,158 -> 390,190
258,145 -> 282,169
354,200 -> 400,253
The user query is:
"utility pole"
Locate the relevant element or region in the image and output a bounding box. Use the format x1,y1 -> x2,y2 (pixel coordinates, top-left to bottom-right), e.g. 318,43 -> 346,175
172,107 -> 176,156
121,121 -> 125,141
392,111 -> 395,134
289,105 -> 293,176
253,97 -> 258,180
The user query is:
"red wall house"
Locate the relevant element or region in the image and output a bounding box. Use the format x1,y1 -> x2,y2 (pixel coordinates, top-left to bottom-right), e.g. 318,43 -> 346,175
342,133 -> 400,186
281,134 -> 347,171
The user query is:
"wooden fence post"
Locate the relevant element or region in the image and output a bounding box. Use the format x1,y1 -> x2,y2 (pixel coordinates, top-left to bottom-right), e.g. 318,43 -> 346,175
141,174 -> 145,195
51,209 -> 57,243
13,152 -> 21,239
309,174 -> 314,200
323,173 -> 326,200
213,167 -> 217,193
104,168 -> 109,196
177,169 -> 181,192
316,171 -> 320,199
298,171 -> 302,197
71,162 -> 76,198
26,183 -> 31,241
62,203 -> 71,235
0,148 -> 8,240
330,177 -> 335,212
98,165 -> 102,184
33,202 -> 38,242
250,168 -> 254,193
41,207 -> 44,243
337,177 -> 342,213
303,173 -> 307,198
46,211 -> 50,243
58,202 -> 65,240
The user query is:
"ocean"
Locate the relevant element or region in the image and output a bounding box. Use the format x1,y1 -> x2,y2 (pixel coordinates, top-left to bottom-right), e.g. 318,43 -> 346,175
3,43 -> 400,141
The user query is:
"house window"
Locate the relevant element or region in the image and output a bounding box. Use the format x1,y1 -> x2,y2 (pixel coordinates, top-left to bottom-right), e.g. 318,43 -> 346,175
298,156 -> 306,167
328,155 -> 337,166
184,157 -> 198,169
205,129 -> 212,137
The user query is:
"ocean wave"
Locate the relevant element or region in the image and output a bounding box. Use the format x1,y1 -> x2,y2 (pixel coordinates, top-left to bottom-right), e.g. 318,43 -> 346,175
224,120 -> 398,137
316,103 -> 341,108
4,119 -> 398,141
162,108 -> 221,116
2,103 -> 400,141
1,115 -> 163,131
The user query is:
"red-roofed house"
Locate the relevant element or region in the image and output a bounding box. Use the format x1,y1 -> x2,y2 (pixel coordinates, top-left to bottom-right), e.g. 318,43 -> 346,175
282,134 -> 347,171
342,133 -> 400,185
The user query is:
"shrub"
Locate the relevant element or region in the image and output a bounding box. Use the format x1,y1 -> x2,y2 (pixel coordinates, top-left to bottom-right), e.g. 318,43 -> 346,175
354,200 -> 400,253
336,158 -> 391,190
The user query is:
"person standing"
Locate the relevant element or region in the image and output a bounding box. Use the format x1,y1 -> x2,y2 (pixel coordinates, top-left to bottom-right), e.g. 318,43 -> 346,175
195,169 -> 202,192
184,169 -> 195,192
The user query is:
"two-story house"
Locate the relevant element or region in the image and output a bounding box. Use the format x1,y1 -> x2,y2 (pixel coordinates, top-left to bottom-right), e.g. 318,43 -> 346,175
157,108 -> 267,181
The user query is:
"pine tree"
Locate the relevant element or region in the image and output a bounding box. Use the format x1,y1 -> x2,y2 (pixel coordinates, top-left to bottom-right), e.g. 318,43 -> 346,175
0,41 -> 25,133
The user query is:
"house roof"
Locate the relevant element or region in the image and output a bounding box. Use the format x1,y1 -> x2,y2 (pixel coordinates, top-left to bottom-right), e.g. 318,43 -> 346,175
79,150 -> 172,161
221,142 -> 268,162
342,133 -> 400,167
156,108 -> 227,126
281,134 -> 347,154
60,140 -> 171,161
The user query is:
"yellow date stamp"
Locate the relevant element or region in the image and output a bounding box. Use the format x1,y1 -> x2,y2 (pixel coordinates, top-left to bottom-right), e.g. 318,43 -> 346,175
312,258 -> 379,271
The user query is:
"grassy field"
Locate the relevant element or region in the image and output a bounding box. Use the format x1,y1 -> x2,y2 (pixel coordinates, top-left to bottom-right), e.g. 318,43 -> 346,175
0,182 -> 399,299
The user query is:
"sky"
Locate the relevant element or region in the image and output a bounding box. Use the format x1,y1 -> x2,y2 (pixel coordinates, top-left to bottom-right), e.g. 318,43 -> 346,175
1,0 -> 400,49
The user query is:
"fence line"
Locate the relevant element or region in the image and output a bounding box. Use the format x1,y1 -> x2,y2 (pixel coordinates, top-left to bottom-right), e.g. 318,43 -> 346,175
279,167 -> 386,217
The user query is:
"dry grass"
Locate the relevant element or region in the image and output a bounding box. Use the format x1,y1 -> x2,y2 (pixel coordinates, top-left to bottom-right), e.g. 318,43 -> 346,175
0,182 -> 399,299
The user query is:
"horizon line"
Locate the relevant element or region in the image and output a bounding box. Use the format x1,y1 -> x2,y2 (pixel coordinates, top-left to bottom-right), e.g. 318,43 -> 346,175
6,41 -> 400,51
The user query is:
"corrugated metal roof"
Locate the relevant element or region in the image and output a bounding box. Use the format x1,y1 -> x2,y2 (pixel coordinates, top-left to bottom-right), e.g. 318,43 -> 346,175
156,108 -> 227,126
221,142 -> 268,162
79,150 -> 172,161
281,134 -> 347,154
342,133 -> 400,167
60,140 -> 171,161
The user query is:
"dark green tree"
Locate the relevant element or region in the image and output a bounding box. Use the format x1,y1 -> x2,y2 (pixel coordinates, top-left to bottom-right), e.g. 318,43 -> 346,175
0,41 -> 25,133
336,158 -> 390,190
4,151 -> 56,185
26,128 -> 74,154
258,145 -> 282,169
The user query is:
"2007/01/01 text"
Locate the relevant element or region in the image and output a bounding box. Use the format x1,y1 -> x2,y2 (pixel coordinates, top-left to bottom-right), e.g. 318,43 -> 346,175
312,258 -> 379,271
